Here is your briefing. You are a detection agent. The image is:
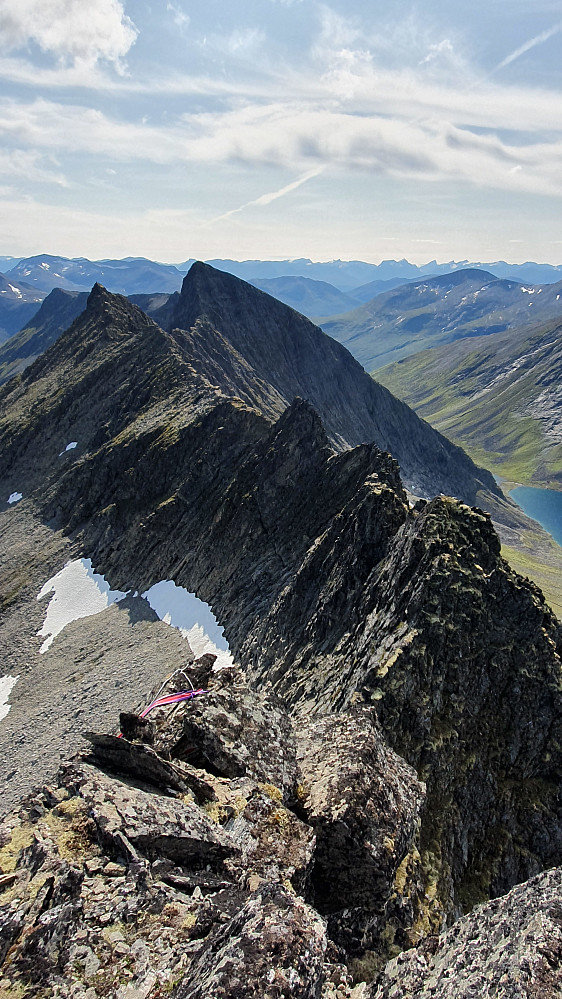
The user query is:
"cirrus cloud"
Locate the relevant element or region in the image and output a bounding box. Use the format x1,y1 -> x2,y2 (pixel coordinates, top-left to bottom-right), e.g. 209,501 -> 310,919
1,96 -> 561,200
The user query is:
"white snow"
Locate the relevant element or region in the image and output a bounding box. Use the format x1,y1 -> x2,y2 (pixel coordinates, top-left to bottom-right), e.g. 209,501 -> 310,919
40,262 -> 50,270
0,675 -> 19,723
37,558 -> 127,653
59,441 -> 78,456
142,580 -> 234,670
7,283 -> 22,298
7,492 -> 22,504
521,286 -> 535,294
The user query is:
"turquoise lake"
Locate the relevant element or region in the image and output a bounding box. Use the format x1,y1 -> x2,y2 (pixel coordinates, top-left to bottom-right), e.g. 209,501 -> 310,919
510,486 -> 562,547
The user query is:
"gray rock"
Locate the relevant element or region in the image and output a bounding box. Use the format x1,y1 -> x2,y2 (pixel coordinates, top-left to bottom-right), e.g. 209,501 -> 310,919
61,761 -> 236,868
296,708 -> 425,954
174,882 -> 328,998
153,673 -> 299,801
225,789 -> 316,894
373,866 -> 562,998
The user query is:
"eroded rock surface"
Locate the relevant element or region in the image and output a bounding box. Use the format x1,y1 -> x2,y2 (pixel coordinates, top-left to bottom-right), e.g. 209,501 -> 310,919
373,867 -> 562,999
174,883 -> 327,999
296,709 -> 425,957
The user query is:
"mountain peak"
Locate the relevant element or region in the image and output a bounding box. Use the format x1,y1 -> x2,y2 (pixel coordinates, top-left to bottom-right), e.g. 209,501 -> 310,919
87,281 -> 113,309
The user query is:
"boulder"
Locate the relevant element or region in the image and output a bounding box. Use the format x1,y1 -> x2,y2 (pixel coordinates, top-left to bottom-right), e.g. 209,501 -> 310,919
174,882 -> 328,998
61,761 -> 236,868
296,709 -> 425,955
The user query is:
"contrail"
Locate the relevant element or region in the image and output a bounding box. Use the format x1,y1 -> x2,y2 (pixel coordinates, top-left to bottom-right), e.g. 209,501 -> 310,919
495,22 -> 562,72
205,167 -> 324,226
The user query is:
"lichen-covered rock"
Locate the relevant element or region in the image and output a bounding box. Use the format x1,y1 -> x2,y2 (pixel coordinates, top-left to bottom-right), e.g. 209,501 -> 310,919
373,866 -> 562,998
352,498 -> 562,926
174,882 -> 328,999
152,672 -> 299,802
0,784 -> 237,997
296,708 -> 425,956
225,789 -> 316,894
61,761 -> 237,868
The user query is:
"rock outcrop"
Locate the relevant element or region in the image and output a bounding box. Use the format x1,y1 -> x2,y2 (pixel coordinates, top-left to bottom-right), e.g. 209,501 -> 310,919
373,867 -> 562,999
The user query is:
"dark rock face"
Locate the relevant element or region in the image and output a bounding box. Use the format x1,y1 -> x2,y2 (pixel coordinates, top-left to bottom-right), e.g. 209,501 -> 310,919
167,262 -> 501,503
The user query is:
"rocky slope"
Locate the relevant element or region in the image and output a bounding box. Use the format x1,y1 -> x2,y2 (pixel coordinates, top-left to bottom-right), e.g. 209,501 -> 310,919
166,262 -> 503,505
1,265 -> 562,997
0,288 -> 88,387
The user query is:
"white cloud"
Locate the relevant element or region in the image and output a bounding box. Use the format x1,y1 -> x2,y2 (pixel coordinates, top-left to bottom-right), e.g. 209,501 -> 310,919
166,2 -> 190,35
226,28 -> 266,54
1,95 -> 561,199
0,148 -> 67,186
0,0 -> 138,70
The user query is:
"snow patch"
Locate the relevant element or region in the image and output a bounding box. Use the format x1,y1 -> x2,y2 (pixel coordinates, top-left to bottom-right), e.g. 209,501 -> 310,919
142,580 -> 234,670
40,262 -> 50,270
7,283 -> 22,298
7,492 -> 22,504
59,441 -> 78,455
521,287 -> 535,294
0,675 -> 19,723
37,558 -> 127,653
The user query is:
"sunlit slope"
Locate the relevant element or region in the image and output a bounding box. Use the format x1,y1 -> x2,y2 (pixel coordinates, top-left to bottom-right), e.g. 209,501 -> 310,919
322,269 -> 562,372
376,317 -> 562,489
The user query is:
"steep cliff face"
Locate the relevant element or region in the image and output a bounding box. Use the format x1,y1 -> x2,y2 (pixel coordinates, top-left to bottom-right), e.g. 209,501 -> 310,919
165,262 -> 501,504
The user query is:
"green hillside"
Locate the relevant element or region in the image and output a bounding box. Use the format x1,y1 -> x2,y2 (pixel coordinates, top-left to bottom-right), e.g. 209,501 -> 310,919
376,317 -> 562,489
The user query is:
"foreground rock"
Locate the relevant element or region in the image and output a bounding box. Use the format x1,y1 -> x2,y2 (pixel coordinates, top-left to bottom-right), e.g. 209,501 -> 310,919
296,709 -> 425,960
373,867 -> 562,999
175,883 -> 327,999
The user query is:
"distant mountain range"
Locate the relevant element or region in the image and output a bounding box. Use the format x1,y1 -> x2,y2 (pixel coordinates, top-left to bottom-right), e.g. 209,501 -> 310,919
2,250 -> 562,305
0,272 -> 45,341
322,269 -> 562,371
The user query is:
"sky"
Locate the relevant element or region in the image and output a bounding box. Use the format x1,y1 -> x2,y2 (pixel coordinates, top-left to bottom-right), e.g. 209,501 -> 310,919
0,0 -> 561,265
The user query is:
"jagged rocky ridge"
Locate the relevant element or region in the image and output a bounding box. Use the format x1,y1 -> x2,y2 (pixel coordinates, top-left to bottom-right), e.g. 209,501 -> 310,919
1,264 -> 562,996
0,262 -> 503,506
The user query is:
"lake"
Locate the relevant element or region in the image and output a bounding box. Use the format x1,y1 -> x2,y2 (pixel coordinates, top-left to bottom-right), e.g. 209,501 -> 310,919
510,486 -> 562,547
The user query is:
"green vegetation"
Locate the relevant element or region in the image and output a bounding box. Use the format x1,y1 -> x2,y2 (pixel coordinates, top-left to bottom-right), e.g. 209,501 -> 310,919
375,319 -> 562,488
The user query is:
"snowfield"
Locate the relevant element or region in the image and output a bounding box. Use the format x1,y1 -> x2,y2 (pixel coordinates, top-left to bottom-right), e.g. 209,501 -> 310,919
36,561 -> 233,667
37,558 -> 127,653
0,675 -> 19,722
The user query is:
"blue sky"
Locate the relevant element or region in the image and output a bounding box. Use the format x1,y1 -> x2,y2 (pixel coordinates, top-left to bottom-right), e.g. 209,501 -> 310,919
0,0 -> 561,264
